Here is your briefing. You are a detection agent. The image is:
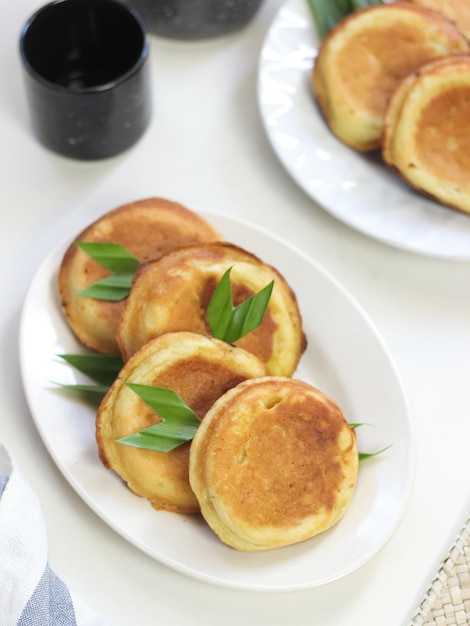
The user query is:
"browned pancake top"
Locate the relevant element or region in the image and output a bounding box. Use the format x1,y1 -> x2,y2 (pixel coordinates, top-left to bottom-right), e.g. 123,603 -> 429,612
382,52 -> 470,214
335,3 -> 469,118
58,198 -> 220,354
96,332 -> 267,514
148,356 -> 252,420
194,378 -> 357,530
117,242 -> 305,375
61,197 -> 220,286
338,25 -> 434,116
196,269 -> 278,364
411,0 -> 470,39
414,85 -> 470,180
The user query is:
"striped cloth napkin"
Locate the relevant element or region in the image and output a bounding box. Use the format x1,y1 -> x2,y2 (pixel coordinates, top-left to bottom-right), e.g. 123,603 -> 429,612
0,443 -> 111,626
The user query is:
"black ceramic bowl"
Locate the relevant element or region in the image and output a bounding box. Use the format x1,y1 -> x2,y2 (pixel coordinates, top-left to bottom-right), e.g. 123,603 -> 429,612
123,0 -> 264,40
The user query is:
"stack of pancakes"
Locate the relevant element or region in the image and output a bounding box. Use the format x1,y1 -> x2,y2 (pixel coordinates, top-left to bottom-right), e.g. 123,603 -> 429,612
312,1 -> 470,216
59,198 -> 358,551
59,198 -> 306,376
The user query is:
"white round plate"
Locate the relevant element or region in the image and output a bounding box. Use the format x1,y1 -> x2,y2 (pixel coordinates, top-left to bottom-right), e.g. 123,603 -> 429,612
257,0 -> 470,260
19,212 -> 413,591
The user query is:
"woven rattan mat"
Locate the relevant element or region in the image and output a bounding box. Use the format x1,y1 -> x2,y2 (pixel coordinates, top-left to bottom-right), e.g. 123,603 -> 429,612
410,514 -> 470,626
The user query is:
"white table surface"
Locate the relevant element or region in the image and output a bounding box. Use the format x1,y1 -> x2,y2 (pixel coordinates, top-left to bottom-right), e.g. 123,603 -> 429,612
2,1 -> 470,624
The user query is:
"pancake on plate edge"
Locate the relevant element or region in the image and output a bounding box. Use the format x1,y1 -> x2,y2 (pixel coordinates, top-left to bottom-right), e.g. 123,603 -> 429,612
382,53 -> 470,216
58,197 -> 221,355
117,241 -> 307,377
189,376 -> 358,551
96,331 -> 267,514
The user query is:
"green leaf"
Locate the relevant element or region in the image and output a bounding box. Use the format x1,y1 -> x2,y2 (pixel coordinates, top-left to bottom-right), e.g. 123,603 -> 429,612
359,445 -> 391,462
125,384 -> 199,423
60,383 -> 110,394
350,0 -> 382,10
76,242 -> 140,274
306,0 -> 350,38
116,384 -> 201,452
306,0 -> 383,38
57,353 -> 123,386
117,426 -> 183,453
59,384 -> 109,403
225,281 -> 274,345
76,274 -> 134,301
75,242 -> 139,301
207,267 -> 274,344
350,423 -> 391,461
206,267 -> 234,338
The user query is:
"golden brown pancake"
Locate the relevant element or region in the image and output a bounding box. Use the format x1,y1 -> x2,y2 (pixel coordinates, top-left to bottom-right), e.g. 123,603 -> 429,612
383,54 -> 470,215
96,331 -> 267,514
189,377 -> 358,551
117,242 -> 306,376
58,197 -> 221,355
410,0 -> 470,40
312,2 -> 469,151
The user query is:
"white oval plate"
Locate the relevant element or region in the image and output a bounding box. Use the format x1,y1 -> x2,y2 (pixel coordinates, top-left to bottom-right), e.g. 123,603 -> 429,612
19,212 -> 413,591
257,0 -> 470,260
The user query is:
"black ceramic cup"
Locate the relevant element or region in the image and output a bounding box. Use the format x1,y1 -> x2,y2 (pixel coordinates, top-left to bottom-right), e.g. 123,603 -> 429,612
19,0 -> 152,160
